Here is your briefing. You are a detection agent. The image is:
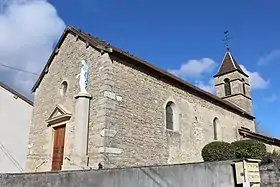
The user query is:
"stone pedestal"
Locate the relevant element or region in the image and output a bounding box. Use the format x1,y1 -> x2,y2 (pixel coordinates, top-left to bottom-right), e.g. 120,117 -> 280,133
72,92 -> 92,168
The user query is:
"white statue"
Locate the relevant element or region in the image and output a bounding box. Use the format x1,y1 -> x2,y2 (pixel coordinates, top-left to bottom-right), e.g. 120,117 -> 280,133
76,60 -> 89,93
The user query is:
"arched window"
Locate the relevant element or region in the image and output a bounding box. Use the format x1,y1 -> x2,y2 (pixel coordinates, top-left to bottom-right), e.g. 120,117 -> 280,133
224,78 -> 231,96
166,102 -> 174,130
213,117 -> 219,140
59,81 -> 68,96
241,78 -> 246,95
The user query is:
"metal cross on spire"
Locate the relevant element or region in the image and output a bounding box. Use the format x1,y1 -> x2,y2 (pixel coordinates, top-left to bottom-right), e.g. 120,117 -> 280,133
223,30 -> 232,51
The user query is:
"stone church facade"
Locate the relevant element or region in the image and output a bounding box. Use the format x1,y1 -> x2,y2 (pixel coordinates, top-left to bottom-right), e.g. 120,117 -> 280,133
26,26 -> 255,172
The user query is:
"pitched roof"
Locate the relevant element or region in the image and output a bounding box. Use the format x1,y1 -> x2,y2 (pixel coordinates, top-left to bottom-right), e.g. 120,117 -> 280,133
214,50 -> 248,78
239,127 -> 280,147
0,82 -> 33,106
32,25 -> 254,120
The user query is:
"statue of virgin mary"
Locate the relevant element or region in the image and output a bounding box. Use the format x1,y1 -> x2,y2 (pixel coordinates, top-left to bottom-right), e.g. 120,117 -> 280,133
77,60 -> 89,93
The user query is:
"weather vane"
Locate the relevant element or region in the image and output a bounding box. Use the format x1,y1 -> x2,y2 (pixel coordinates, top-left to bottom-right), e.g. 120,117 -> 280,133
223,30 -> 232,51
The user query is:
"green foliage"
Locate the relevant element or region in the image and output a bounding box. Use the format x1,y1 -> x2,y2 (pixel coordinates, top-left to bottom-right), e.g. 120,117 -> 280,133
202,139 -> 268,162
201,141 -> 235,162
231,139 -> 267,159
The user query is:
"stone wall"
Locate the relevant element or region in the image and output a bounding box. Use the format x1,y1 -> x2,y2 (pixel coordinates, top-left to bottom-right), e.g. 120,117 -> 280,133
260,158 -> 280,187
27,30 -> 255,172
104,55 -> 255,168
6,158 -> 280,187
214,71 -> 252,115
224,94 -> 252,115
265,144 -> 280,153
0,161 -> 236,187
215,71 -> 251,98
26,33 -> 111,171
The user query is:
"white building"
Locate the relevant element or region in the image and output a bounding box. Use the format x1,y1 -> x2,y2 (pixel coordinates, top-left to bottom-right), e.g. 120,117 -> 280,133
0,82 -> 33,173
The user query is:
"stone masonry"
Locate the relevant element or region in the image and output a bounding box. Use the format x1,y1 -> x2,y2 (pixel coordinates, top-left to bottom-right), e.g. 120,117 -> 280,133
26,33 -> 112,171
26,30 -> 255,172
215,71 -> 253,115
104,56 -> 255,168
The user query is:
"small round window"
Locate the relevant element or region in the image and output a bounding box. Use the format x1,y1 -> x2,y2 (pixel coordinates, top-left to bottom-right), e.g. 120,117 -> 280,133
60,81 -> 68,96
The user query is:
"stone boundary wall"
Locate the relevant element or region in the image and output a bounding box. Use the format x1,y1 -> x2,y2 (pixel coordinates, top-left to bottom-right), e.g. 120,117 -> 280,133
4,158 -> 280,187
260,158 -> 280,187
0,161 -> 236,187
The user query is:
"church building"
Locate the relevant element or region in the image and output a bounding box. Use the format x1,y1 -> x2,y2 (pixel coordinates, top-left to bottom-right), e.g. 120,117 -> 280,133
26,26 -> 256,172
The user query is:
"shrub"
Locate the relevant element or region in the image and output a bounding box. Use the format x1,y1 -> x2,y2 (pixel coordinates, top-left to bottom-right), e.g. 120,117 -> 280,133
202,141 -> 236,162
231,139 -> 267,159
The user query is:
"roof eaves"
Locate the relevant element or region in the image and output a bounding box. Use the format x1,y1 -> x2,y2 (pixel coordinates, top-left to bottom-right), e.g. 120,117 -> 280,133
31,26 -> 70,92
111,50 -> 254,120
214,51 -> 249,78
0,82 -> 33,106
239,128 -> 280,146
31,25 -> 255,120
228,51 -> 237,69
32,26 -> 114,92
213,69 -> 249,78
214,52 -> 228,76
231,56 -> 249,77
214,52 -> 235,77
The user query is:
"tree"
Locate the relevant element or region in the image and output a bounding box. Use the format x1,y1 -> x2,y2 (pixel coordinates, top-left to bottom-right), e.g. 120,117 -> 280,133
255,121 -> 270,136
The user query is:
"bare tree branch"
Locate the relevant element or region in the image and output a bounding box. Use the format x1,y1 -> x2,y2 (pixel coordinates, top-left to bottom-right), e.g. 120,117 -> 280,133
255,120 -> 270,136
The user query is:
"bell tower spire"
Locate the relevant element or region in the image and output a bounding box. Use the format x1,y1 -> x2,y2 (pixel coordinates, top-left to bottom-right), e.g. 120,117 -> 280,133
214,31 -> 253,115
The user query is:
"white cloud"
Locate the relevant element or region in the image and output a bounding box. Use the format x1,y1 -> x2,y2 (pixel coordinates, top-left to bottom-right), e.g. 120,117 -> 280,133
257,49 -> 280,66
264,94 -> 278,103
240,65 -> 269,90
168,58 -> 216,78
195,79 -> 215,94
0,0 -> 65,97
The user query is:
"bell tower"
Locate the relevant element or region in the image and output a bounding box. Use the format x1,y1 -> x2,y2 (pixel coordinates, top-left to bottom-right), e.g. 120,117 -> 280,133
214,31 -> 253,115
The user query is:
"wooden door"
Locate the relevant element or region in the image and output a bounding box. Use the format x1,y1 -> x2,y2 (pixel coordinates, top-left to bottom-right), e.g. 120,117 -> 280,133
51,125 -> 66,171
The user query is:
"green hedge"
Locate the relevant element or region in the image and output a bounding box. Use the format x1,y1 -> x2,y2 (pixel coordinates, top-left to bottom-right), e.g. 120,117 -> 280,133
202,139 -> 267,162
201,141 -> 235,161
231,139 -> 267,159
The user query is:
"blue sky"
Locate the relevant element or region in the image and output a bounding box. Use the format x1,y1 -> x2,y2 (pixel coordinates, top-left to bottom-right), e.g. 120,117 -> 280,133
1,0 -> 279,136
